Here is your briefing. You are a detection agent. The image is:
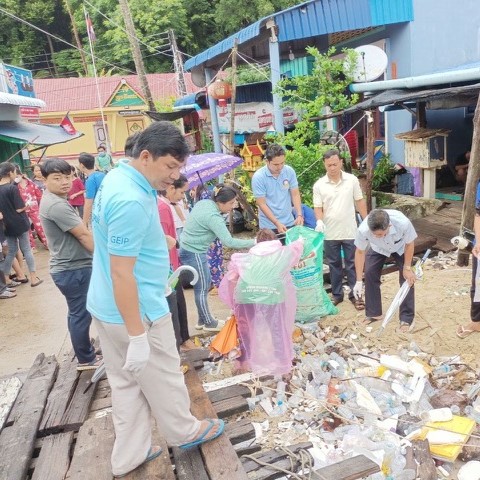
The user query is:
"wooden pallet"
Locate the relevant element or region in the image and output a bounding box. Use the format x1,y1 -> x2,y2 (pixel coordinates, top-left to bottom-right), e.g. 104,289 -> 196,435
0,349 -> 379,480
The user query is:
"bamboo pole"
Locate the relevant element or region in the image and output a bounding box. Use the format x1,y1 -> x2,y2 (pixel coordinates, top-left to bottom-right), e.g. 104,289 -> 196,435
365,110 -> 375,212
228,40 -> 238,155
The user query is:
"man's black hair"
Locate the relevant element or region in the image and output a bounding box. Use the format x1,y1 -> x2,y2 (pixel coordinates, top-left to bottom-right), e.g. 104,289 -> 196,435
132,121 -> 189,161
0,162 -> 16,178
78,152 -> 95,170
265,143 -> 285,161
124,132 -> 142,158
40,158 -> 73,178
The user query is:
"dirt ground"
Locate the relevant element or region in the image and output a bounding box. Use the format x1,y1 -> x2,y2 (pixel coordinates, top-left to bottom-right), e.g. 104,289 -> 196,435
0,248 -> 476,379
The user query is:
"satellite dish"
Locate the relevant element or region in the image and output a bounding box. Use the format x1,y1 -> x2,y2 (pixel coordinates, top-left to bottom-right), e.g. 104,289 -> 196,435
191,66 -> 207,88
349,45 -> 388,82
320,130 -> 350,155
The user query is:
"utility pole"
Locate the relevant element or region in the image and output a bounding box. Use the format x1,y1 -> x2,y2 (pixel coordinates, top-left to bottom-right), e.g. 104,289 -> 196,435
118,0 -> 156,112
228,40 -> 238,155
458,92 -> 480,266
63,0 -> 88,75
168,29 -> 187,98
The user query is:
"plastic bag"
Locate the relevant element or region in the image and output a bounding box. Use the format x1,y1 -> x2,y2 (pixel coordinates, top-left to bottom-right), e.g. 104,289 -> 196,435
286,226 -> 337,323
219,239 -> 303,375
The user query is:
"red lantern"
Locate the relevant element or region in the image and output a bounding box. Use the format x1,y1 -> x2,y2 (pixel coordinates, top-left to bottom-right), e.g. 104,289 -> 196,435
208,80 -> 233,100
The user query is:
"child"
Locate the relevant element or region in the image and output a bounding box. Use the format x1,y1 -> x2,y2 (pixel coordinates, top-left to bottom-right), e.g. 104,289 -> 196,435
219,229 -> 303,375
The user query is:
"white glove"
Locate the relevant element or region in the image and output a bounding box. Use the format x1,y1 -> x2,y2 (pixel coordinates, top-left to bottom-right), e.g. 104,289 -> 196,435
353,281 -> 363,300
315,219 -> 325,233
123,332 -> 150,374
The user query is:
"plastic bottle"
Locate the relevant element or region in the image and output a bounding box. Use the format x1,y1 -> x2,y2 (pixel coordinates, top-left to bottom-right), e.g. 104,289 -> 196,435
394,469 -> 416,480
336,405 -> 357,421
464,405 -> 480,423
273,381 -> 287,415
433,364 -> 453,377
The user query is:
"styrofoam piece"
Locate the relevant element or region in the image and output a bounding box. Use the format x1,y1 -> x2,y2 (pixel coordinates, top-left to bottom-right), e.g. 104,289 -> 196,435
202,372 -> 255,392
352,381 -> 382,415
380,355 -> 410,374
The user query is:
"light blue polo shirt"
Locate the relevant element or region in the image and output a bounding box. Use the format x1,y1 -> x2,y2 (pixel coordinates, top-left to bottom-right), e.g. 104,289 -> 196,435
87,161 -> 169,324
252,164 -> 298,229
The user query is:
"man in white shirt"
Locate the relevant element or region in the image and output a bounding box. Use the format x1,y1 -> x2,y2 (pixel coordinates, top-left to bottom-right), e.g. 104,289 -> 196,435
353,209 -> 417,333
313,149 -> 367,308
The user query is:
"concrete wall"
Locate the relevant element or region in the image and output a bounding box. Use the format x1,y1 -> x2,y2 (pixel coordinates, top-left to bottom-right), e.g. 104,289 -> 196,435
383,0 -> 480,164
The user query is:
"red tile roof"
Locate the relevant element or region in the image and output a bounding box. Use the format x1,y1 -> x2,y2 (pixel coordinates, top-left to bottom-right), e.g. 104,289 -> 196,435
34,73 -> 198,113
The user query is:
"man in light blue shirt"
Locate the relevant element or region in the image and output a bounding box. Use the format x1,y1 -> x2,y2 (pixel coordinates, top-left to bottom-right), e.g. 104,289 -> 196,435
252,144 -> 303,238
353,209 -> 417,333
87,122 -> 224,477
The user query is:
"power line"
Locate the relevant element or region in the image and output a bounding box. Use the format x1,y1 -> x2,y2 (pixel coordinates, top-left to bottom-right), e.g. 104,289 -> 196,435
0,6 -> 140,78
83,0 -> 174,58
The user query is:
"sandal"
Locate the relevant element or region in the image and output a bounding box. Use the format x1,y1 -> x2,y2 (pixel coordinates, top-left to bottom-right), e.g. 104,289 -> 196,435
31,279 -> 43,287
396,321 -> 415,334
179,418 -> 224,449
114,446 -> 162,478
456,325 -> 480,339
350,297 -> 365,311
361,316 -> 382,326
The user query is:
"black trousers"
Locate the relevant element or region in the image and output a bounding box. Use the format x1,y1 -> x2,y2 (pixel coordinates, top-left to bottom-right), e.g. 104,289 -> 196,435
471,255 -> 480,322
166,281 -> 191,351
365,249 -> 415,325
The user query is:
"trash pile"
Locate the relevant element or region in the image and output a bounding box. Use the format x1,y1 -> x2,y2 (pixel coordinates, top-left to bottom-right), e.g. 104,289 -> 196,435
208,324 -> 480,479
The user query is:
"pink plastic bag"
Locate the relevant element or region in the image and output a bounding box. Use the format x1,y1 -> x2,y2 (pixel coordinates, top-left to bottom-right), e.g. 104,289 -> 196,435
219,239 -> 303,375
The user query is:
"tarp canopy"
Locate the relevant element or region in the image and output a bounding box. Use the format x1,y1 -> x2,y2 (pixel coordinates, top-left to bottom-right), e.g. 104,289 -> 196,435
345,83 -> 480,113
0,121 -> 83,146
146,109 -> 197,122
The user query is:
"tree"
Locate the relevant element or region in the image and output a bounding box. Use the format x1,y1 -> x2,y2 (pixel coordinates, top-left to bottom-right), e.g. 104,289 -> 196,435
274,47 -> 358,206
214,0 -> 302,35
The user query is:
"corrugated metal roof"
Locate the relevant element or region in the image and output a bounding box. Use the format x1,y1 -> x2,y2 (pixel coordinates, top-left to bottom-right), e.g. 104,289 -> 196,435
0,92 -> 46,108
34,74 -> 198,113
184,0 -> 413,70
0,121 -> 83,145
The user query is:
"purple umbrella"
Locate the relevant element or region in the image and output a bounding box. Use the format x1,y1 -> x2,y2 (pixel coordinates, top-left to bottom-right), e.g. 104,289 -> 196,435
181,152 -> 244,188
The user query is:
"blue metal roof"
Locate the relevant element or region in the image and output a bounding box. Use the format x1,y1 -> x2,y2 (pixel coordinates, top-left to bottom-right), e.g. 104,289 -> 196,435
184,0 -> 413,71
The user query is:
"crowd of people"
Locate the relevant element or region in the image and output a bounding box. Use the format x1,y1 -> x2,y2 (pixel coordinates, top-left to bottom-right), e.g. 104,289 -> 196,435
2,121 -> 479,478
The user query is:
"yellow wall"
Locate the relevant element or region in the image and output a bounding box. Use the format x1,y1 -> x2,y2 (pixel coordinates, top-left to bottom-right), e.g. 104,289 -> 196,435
35,107 -> 152,161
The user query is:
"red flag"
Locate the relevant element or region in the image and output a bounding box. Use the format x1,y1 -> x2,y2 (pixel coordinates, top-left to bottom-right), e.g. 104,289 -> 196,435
86,12 -> 96,42
60,113 -> 76,135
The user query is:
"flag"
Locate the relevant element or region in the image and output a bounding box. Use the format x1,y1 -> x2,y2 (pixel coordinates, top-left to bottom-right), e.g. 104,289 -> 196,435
60,113 -> 76,135
85,12 -> 96,42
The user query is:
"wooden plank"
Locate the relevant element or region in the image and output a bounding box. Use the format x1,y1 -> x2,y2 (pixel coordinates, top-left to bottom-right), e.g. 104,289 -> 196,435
31,432 -> 74,480
0,376 -> 22,432
60,369 -> 98,432
90,397 -> 112,412
411,439 -> 436,480
213,396 -> 249,419
313,455 -> 380,480
122,427 -> 175,480
224,418 -> 255,445
0,354 -> 58,480
38,354 -> 79,436
181,348 -> 211,363
65,411 -> 115,480
208,384 -> 253,404
172,446 -> 210,480
183,360 -> 249,480
241,442 -> 312,473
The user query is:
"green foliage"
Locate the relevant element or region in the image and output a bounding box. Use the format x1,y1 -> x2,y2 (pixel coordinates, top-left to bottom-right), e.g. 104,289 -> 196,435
225,64 -> 271,85
274,47 -> 359,206
214,0 -> 302,35
372,154 -> 396,191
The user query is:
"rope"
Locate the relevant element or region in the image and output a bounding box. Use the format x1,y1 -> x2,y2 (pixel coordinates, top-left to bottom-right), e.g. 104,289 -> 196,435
242,446 -> 316,479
